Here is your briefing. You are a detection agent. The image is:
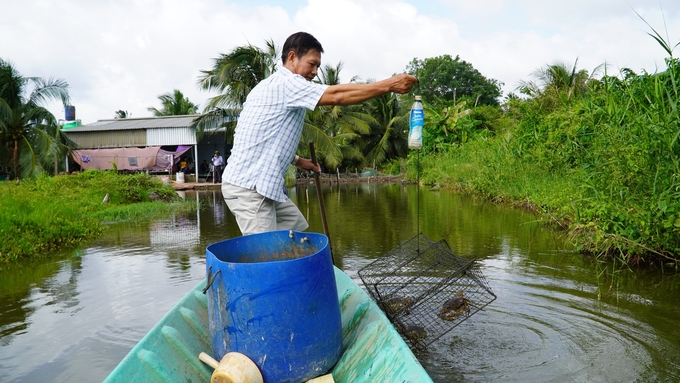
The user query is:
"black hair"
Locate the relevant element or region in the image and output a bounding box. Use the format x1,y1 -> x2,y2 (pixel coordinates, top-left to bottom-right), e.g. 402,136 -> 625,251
281,32 -> 324,64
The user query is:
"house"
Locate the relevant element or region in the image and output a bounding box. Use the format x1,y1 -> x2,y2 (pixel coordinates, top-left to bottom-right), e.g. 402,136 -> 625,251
62,115 -> 228,181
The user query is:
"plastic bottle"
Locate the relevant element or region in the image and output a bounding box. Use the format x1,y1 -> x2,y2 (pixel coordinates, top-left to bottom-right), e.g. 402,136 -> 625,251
408,95 -> 424,149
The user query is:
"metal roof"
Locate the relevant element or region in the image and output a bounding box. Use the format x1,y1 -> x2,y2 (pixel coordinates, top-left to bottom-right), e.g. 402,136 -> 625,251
67,115 -> 201,132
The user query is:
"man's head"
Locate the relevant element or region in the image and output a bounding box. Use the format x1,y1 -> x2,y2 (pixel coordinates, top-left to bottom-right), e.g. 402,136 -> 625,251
282,32 -> 324,81
214,151 -> 219,156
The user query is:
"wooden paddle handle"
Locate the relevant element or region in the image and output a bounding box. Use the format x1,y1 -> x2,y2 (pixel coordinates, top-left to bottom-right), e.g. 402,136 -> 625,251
199,351 -> 219,369
308,141 -> 334,265
306,373 -> 335,383
199,352 -> 264,383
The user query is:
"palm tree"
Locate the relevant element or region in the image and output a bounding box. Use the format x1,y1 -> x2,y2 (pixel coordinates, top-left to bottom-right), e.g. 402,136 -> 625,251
302,63 -> 375,169
114,110 -> 130,119
359,92 -> 410,167
518,58 -> 601,102
193,39 -> 280,140
45,120 -> 78,174
147,89 -> 198,116
0,59 -> 70,179
198,39 -> 279,110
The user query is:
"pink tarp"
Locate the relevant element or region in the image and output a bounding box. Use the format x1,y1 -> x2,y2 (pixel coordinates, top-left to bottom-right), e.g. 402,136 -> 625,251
71,146 -> 191,171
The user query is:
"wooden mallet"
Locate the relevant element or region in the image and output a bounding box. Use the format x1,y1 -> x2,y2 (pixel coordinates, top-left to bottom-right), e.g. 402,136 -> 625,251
199,351 -> 335,383
198,351 -> 263,383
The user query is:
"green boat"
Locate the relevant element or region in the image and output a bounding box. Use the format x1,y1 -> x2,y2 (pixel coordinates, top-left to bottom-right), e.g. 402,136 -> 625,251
104,267 -> 433,383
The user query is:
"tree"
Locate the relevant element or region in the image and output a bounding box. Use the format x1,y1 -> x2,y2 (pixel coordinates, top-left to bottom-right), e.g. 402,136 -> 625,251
302,63 -> 374,169
0,59 -> 70,179
147,89 -> 198,116
516,59 -> 603,112
193,39 -> 280,140
518,58 -> 597,100
114,110 -> 130,119
358,92 -> 409,167
197,39 -> 279,110
405,54 -> 502,106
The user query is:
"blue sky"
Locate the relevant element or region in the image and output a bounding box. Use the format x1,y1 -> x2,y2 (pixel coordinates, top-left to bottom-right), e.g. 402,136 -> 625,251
2,0 -> 679,123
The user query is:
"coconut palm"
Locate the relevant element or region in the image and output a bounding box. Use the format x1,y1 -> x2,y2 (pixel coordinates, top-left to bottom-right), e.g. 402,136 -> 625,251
302,63 -> 375,169
518,58 -> 602,102
302,102 -> 371,169
0,59 -> 70,179
193,39 -> 280,140
44,119 -> 78,174
114,110 -> 130,119
198,39 -> 279,110
147,89 -> 198,116
359,92 -> 410,167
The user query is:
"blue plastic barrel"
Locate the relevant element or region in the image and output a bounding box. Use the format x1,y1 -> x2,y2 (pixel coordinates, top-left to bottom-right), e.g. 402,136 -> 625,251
205,231 -> 342,383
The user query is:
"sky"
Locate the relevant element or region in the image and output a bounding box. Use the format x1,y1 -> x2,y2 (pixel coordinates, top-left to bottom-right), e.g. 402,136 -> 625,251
2,0 -> 680,124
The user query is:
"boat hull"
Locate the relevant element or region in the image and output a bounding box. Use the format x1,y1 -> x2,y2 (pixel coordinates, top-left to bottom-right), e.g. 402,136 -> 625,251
104,267 -> 433,383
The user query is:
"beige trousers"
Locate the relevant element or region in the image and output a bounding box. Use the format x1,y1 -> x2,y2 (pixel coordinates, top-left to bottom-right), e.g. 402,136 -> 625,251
222,182 -> 308,235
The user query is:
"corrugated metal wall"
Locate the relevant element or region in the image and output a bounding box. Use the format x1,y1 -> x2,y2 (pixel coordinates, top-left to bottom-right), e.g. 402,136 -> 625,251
147,127 -> 196,146
66,127 -> 196,149
66,130 -> 147,148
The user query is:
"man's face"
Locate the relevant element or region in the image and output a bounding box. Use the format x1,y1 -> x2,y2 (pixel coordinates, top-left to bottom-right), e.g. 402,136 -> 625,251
288,49 -> 321,82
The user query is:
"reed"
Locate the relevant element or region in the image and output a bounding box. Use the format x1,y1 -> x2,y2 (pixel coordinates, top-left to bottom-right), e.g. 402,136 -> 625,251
408,34 -> 680,265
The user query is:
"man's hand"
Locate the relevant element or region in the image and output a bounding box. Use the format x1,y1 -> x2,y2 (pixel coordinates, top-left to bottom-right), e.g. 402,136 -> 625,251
295,157 -> 321,174
388,74 -> 419,94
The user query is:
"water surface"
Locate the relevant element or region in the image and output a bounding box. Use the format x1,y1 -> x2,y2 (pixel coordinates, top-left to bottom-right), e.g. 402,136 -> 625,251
1,184 -> 678,382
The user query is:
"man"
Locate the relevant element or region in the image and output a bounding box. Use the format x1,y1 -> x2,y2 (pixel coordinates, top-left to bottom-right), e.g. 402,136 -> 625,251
222,31 -> 418,235
199,159 -> 210,174
179,156 -> 188,173
211,151 -> 224,184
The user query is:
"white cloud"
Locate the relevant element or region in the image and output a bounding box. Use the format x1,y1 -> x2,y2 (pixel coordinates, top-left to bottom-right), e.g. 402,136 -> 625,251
1,0 -> 679,124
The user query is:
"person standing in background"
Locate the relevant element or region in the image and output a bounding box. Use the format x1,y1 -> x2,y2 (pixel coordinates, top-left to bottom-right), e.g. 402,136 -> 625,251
211,151 -> 224,184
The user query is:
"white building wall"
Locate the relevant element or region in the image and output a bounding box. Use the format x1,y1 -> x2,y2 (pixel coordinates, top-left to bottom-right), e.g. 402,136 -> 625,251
147,127 -> 196,146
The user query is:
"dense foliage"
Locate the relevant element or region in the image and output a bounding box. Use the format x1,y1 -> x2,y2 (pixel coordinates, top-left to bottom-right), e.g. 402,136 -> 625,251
147,89 -> 199,116
408,45 -> 680,265
0,58 -> 73,179
405,54 -> 503,107
0,170 -> 184,262
5,30 -> 679,265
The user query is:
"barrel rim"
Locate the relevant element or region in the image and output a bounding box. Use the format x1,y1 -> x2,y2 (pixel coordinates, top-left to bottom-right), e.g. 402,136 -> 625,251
206,230 -> 329,265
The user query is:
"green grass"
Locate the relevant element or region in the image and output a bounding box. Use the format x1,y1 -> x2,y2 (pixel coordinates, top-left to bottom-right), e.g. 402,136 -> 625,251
0,170 -> 192,262
406,57 -> 680,265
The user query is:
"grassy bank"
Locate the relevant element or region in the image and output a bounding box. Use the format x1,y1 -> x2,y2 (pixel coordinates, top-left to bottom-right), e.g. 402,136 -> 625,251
0,170 -> 192,262
401,51 -> 680,266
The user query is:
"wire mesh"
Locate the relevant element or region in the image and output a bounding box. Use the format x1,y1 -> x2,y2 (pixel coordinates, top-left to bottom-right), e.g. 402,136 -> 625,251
358,234 -> 496,350
358,233 -> 435,302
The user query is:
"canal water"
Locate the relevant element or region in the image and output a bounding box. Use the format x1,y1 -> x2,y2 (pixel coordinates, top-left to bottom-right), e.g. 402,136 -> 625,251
1,184 -> 679,382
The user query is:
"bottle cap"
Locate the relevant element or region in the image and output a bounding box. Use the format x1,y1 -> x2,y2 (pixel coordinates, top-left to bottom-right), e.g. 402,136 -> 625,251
414,95 -> 422,101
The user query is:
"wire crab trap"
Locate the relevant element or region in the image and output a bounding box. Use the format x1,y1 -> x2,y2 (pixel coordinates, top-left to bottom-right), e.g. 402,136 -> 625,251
358,233 -> 496,351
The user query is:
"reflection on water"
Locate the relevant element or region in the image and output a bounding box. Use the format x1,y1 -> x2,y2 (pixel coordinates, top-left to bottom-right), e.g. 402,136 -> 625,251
420,254 -> 666,383
0,185 -> 679,382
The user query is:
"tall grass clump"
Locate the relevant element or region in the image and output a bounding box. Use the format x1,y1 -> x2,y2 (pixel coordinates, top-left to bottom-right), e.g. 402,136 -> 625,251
409,28 -> 680,265
572,56 -> 680,262
0,170 -> 184,262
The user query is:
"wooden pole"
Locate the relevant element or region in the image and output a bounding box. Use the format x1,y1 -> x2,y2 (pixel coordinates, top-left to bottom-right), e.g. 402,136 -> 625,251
308,141 -> 334,265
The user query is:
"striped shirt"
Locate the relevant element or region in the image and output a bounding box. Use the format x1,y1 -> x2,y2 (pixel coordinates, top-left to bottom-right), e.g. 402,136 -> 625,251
222,67 -> 328,202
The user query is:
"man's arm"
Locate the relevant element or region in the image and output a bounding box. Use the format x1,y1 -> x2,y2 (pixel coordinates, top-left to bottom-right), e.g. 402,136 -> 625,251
317,74 -> 418,106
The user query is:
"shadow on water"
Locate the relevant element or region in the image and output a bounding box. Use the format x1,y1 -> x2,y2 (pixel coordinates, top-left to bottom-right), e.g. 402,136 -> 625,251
0,185 -> 679,382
